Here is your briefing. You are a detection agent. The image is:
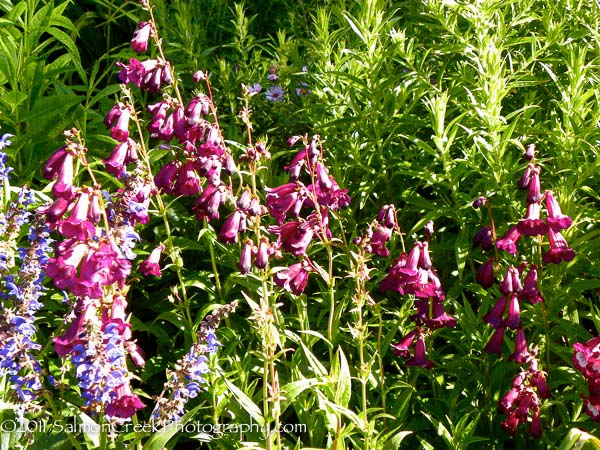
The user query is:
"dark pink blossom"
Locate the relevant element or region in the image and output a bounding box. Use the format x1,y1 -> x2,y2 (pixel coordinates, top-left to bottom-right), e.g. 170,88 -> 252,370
543,229 -> 575,264
175,160 -> 202,196
473,226 -> 493,251
518,202 -> 549,236
476,258 -> 495,288
518,164 -> 534,190
131,21 -> 153,53
110,105 -> 131,142
521,265 -> 544,304
139,244 -> 165,277
483,296 -> 507,328
57,190 -> 96,240
238,240 -> 253,274
367,224 -> 393,257
154,160 -> 181,195
509,327 -> 529,363
105,384 -> 145,418
496,226 -> 521,255
273,260 -> 313,295
391,330 -> 417,358
193,183 -> 227,222
104,138 -> 138,178
53,299 -> 97,356
485,325 -> 505,356
526,166 -> 542,204
219,210 -> 246,244
268,219 -> 315,257
266,182 -> 308,224
544,190 -> 572,232
406,331 -> 433,369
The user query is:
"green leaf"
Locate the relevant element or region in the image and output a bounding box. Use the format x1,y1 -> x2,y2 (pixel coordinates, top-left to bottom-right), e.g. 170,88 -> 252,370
222,376 -> 265,426
20,94 -> 82,122
142,422 -> 180,450
333,347 -> 351,408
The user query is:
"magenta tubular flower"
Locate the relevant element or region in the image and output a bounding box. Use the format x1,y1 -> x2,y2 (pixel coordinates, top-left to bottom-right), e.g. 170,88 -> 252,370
139,244 -> 165,277
117,58 -> 146,86
485,325 -> 505,356
105,383 -> 145,419
425,299 -> 456,329
499,388 -> 520,414
407,331 -> 433,369
53,299 -> 97,356
104,104 -> 122,129
219,210 -> 245,244
518,202 -> 549,236
529,409 -> 542,438
499,266 -> 522,295
505,293 -> 521,329
525,143 -> 536,160
193,183 -> 227,221
175,160 -> 201,196
510,327 -> 529,363
238,240 -> 253,274
315,162 -> 333,191
472,196 -> 488,209
255,238 -> 271,269
526,166 -> 542,204
544,190 -> 572,231
543,229 -> 575,264
45,239 -> 90,290
573,337 -> 600,378
157,110 -> 175,141
476,258 -> 495,288
87,191 -> 103,223
377,204 -> 397,228
43,146 -> 70,180
38,196 -> 71,230
483,296 -> 507,328
58,190 -> 96,240
285,147 -> 308,181
185,94 -> 211,125
268,220 -> 315,257
266,182 -> 308,224
518,164 -> 533,190
274,260 -> 313,295
368,224 -> 393,257
496,226 -> 521,255
380,253 -> 418,295
131,21 -> 153,53
419,241 -> 433,270
104,138 -> 138,178
72,241 -> 132,299
147,101 -> 170,135
391,330 -> 417,358
154,160 -> 181,195
473,226 -> 494,251
111,106 -> 130,142
521,265 -> 544,304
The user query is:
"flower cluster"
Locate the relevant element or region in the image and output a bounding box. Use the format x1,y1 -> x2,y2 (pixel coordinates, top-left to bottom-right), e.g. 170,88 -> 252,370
492,145 -> 574,261
482,264 -> 543,361
573,336 -> 600,421
375,217 -> 456,368
0,140 -> 52,405
0,136 -> 52,404
38,129 -> 149,419
473,144 -> 576,436
265,135 -> 350,294
498,352 -> 550,437
151,302 -> 236,426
